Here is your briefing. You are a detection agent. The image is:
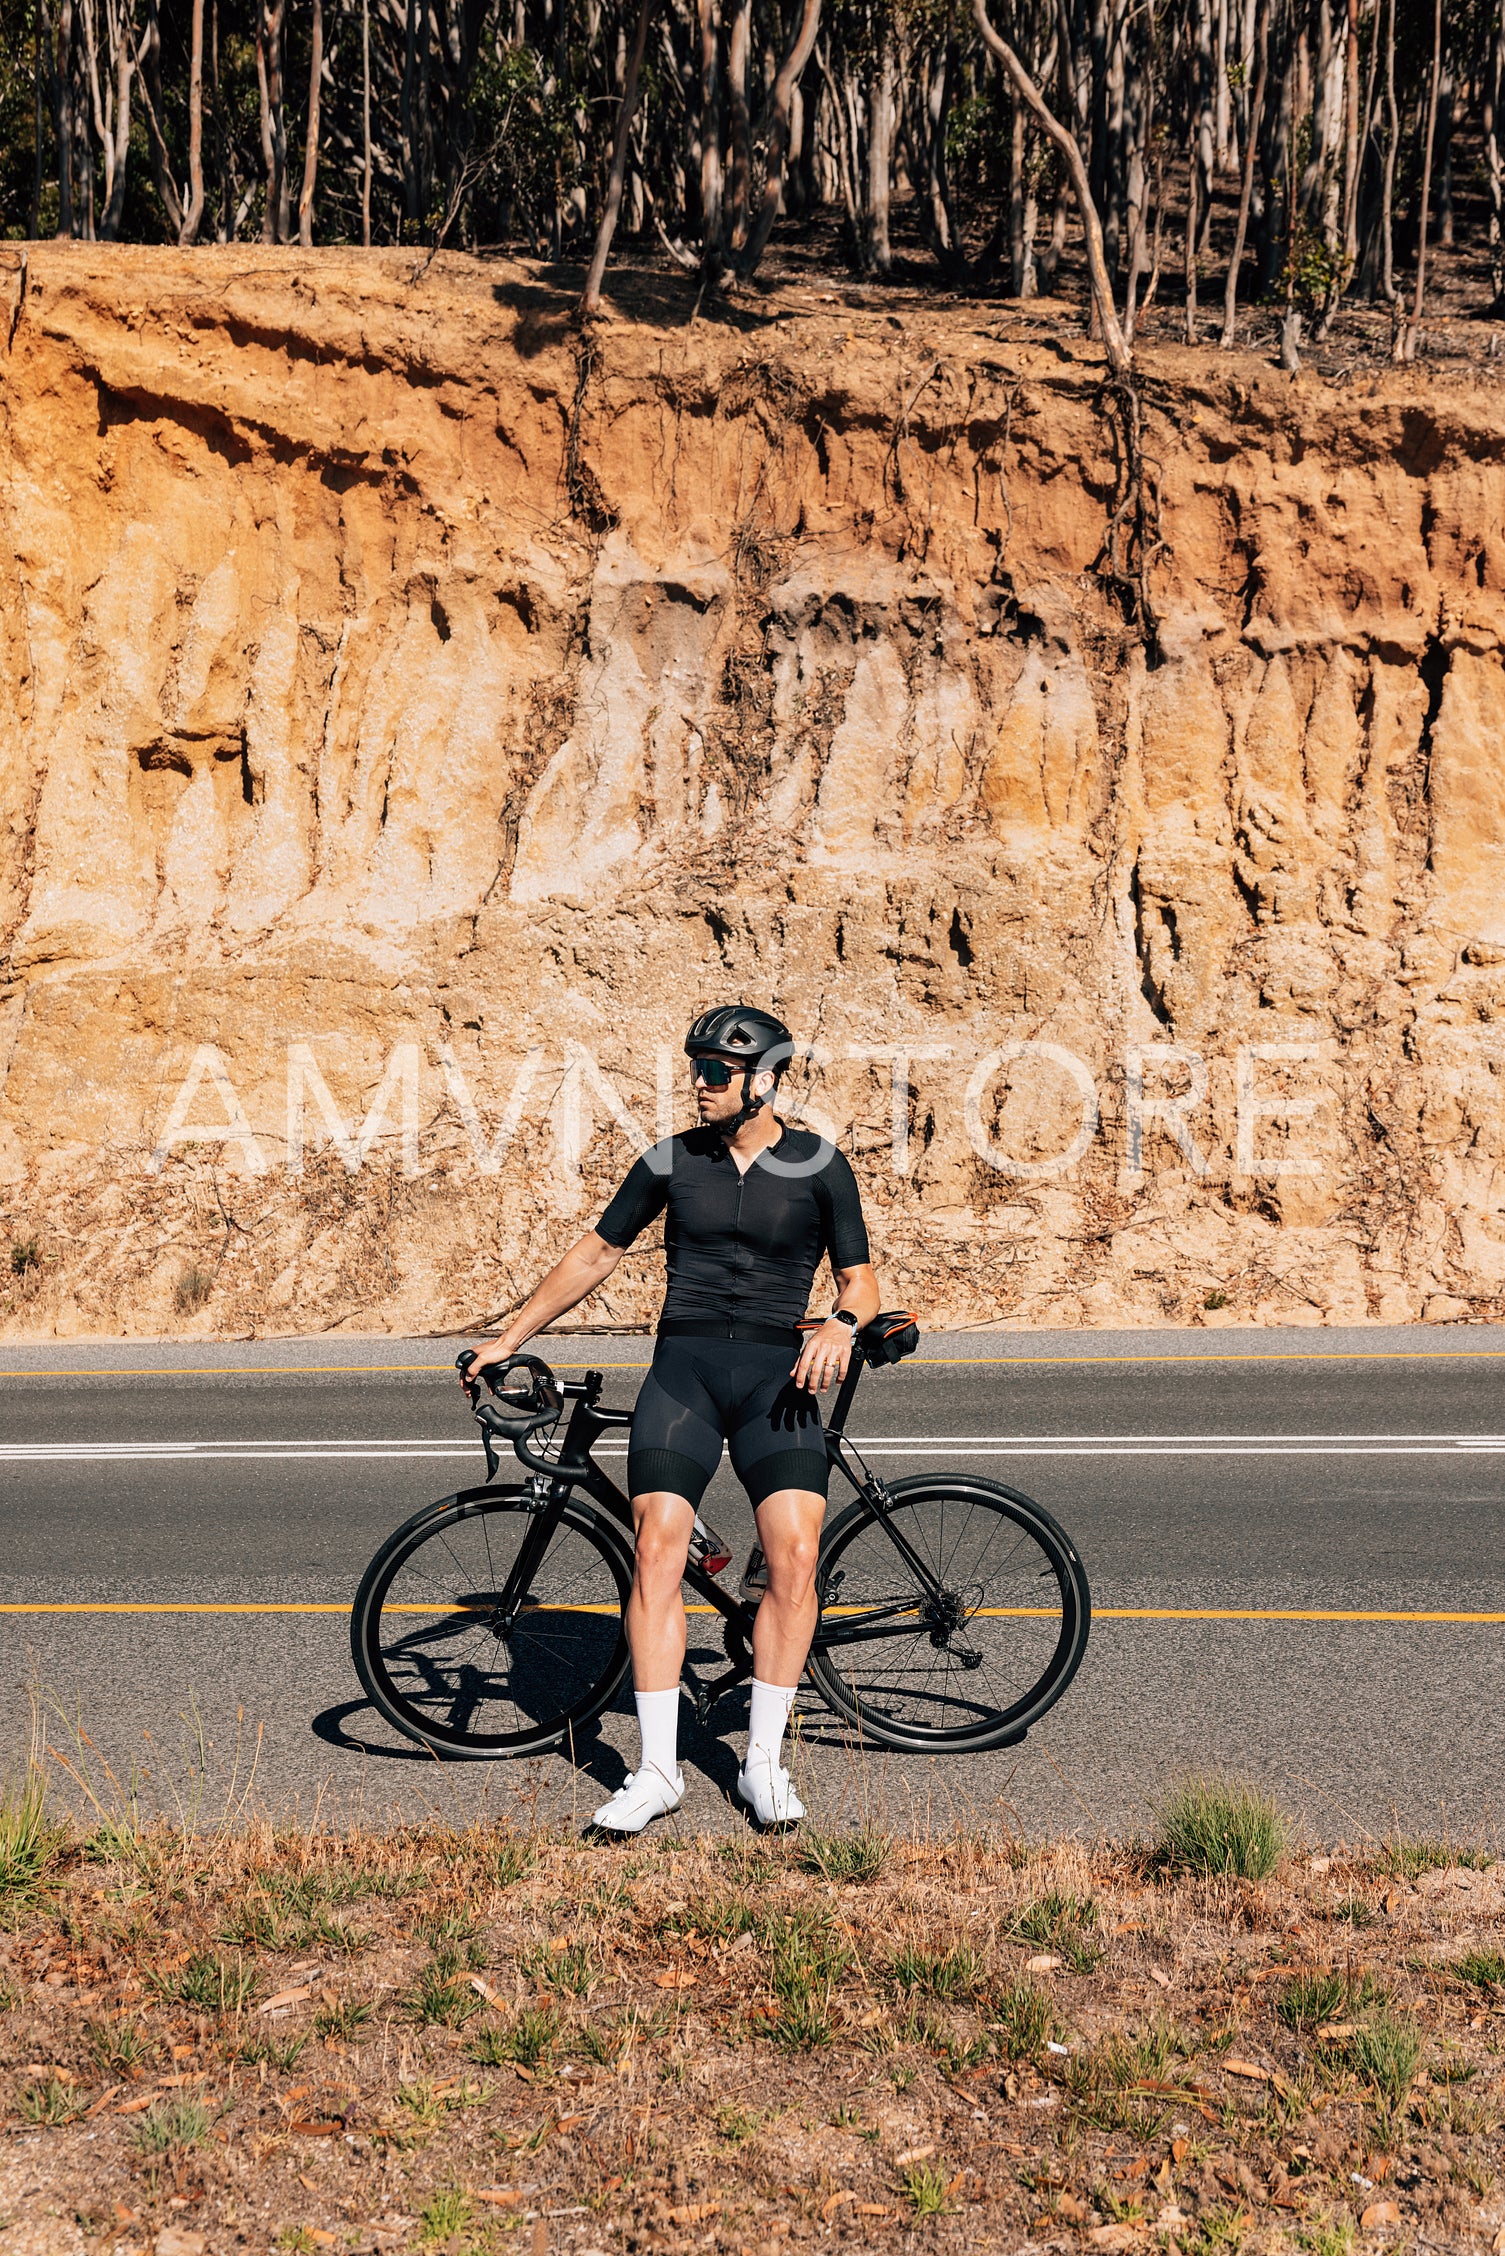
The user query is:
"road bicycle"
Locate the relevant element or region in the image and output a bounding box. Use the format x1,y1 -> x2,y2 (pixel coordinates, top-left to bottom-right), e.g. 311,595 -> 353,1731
351,1314 -> 1091,1761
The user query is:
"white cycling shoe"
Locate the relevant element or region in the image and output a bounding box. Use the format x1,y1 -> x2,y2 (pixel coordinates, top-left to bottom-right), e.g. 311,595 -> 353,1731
736,1755 -> 806,1829
592,1764 -> 685,1835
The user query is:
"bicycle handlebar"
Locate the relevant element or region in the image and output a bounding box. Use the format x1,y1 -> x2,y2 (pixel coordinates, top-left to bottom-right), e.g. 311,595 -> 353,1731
455,1348 -> 564,1439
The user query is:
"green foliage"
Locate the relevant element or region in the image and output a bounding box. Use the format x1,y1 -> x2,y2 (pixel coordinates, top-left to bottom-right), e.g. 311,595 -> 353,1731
798,1828 -> 890,1884
766,1911 -> 851,2051
887,1942 -> 982,1999
9,1237 -> 38,1275
153,1951 -> 257,2013
17,2075 -> 86,2126
1298,2219 -> 1356,2256
419,2188 -> 473,2243
1343,2007 -> 1422,2107
470,2004 -> 556,2067
86,2014 -> 157,2072
1153,1775 -> 1286,1880
987,1974 -> 1052,2061
314,1995 -> 374,2041
1277,1970 -> 1347,2028
407,1957 -> 483,2028
132,2095 -> 214,2154
903,2159 -> 954,2216
0,1769 -> 60,1898
1452,1949 -> 1505,1990
1378,1838 -> 1493,1879
1010,1890 -> 1101,1969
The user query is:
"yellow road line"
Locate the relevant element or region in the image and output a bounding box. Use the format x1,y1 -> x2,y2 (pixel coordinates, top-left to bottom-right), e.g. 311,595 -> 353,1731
0,1601 -> 1501,1623
5,1345 -> 1505,1379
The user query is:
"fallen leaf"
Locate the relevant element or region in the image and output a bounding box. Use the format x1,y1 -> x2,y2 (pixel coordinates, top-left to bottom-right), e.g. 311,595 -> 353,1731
896,2143 -> 936,2164
513,2063 -> 536,2082
1224,2060 -> 1269,2082
1317,2022 -> 1355,2040
1360,2201 -> 1401,2229
555,2113 -> 585,2131
855,2205 -> 894,2218
1090,2228 -> 1143,2250
1492,2231 -> 1505,2256
298,2174 -> 318,2194
85,2083 -> 122,2119
718,1930 -> 756,1958
1148,1966 -> 1172,1989
857,2006 -> 886,2028
470,1974 -> 503,2006
1171,2140 -> 1189,2165
290,2118 -> 344,2136
1157,2207 -> 1190,2232
115,2094 -> 154,2114
1057,2193 -> 1091,2224
821,2193 -> 857,2221
1309,1856 -> 1332,1875
258,1985 -> 311,2015
154,2233 -> 206,2256
668,2201 -> 720,2225
308,2236 -> 337,2250
652,1968 -> 696,1989
472,2190 -> 524,2207
1026,1953 -> 1062,1973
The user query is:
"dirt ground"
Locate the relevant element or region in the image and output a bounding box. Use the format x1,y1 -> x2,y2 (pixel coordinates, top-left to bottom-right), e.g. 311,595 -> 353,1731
0,1816 -> 1500,2256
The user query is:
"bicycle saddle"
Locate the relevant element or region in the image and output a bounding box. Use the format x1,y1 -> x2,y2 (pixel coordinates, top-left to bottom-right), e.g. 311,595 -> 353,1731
455,1350 -> 563,1438
858,1311 -> 920,1365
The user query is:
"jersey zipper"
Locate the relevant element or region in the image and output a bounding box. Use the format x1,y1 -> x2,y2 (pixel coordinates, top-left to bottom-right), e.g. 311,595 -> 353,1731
731,1163 -> 745,1334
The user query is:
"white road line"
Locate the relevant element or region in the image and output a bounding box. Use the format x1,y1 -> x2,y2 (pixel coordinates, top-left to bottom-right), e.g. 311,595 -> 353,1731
1,1432 -> 1505,1463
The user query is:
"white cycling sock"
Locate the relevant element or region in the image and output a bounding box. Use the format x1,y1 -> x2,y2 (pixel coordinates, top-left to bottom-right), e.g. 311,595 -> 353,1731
634,1686 -> 681,1783
745,1678 -> 798,1773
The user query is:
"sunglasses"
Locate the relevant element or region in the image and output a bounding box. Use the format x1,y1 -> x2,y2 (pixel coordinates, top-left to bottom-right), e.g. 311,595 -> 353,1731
690,1057 -> 744,1089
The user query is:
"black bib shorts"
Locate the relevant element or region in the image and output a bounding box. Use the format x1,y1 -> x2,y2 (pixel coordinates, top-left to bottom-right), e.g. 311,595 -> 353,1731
626,1335 -> 828,1509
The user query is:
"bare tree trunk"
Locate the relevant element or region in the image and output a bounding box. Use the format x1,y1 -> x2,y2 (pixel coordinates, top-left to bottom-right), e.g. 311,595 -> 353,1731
1396,0 -> 1441,360
1488,0 -> 1504,307
1379,0 -> 1397,300
738,0 -> 821,279
1008,93 -> 1025,291
257,0 -> 288,241
47,0 -> 74,237
181,0 -> 204,240
866,28 -> 895,272
724,0 -> 751,248
973,0 -> 1132,374
400,0 -> 419,226
1339,0 -> 1359,262
581,0 -> 653,313
361,0 -> 371,244
698,0 -> 722,258
139,0 -> 185,238
297,0 -> 323,246
1221,0 -> 1267,346
1183,117 -> 1199,340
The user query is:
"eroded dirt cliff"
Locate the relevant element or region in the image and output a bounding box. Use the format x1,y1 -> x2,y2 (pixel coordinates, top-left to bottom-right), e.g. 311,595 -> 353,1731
2,244 -> 1504,1337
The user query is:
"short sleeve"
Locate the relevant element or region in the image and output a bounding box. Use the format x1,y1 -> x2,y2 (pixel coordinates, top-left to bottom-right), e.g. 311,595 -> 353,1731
815,1148 -> 871,1269
595,1142 -> 673,1247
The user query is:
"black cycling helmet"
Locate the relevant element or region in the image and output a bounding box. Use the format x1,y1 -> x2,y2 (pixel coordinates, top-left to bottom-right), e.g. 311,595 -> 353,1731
684,1004 -> 792,1072
685,1004 -> 793,1133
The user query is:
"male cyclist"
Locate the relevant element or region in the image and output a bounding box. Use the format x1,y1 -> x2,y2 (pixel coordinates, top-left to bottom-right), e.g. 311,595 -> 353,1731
462,1005 -> 879,1832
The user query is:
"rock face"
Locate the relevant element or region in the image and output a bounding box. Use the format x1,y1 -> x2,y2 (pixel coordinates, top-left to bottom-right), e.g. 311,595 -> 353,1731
2,245 -> 1504,1336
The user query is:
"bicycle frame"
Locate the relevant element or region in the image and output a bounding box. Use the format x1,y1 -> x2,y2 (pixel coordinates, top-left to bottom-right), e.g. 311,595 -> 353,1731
473,1350 -> 958,1722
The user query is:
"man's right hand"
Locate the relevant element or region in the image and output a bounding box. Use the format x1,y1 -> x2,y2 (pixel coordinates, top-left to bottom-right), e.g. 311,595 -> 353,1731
458,1339 -> 519,1393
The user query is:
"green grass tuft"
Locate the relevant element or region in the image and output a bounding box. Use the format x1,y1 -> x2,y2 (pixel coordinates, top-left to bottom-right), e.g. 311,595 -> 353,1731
17,2075 -> 86,2126
1153,1773 -> 1287,1880
798,1828 -> 891,1884
132,2096 -> 214,2154
1452,1948 -> 1505,1990
903,2159 -> 954,2216
0,1769 -> 60,1898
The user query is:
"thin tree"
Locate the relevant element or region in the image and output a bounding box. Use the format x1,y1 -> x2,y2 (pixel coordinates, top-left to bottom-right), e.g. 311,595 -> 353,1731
297,0 -> 323,246
1396,0 -> 1443,360
1221,0 -> 1267,347
581,0 -> 654,314
737,0 -> 822,279
361,0 -> 371,246
973,0 -> 1132,374
181,0 -> 205,241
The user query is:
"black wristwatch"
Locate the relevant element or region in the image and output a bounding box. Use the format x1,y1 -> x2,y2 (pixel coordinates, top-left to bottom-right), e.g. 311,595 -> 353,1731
828,1310 -> 858,1330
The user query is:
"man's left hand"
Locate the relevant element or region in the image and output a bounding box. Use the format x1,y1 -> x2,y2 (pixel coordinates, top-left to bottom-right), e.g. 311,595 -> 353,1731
793,1316 -> 853,1393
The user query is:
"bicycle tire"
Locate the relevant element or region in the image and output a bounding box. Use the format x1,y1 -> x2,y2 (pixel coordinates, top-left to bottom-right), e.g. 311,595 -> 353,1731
805,1474 -> 1090,1753
351,1484 -> 634,1759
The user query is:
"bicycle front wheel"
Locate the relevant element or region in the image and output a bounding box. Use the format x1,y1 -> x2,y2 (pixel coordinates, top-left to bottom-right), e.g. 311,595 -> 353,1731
806,1475 -> 1090,1753
351,1486 -> 633,1759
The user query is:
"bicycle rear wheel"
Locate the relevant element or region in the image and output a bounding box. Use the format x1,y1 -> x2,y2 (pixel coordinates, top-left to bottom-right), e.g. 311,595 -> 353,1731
351,1486 -> 633,1758
806,1475 -> 1090,1753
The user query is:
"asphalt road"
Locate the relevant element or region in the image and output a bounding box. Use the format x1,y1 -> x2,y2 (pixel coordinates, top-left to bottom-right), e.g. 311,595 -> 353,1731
0,1326 -> 1501,1845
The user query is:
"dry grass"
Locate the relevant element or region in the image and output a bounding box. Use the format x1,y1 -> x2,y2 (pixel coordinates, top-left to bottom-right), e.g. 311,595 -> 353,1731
0,1794 -> 1500,2256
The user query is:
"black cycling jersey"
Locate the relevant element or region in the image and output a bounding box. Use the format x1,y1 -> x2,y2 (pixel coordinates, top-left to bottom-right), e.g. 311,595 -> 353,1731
595,1124 -> 870,1340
